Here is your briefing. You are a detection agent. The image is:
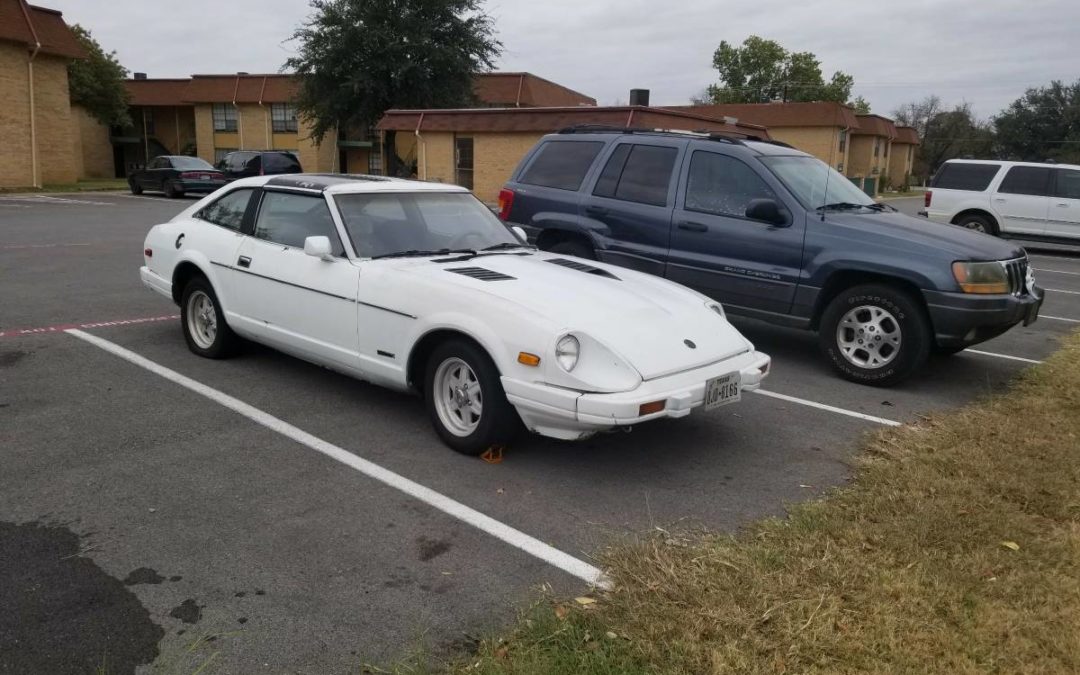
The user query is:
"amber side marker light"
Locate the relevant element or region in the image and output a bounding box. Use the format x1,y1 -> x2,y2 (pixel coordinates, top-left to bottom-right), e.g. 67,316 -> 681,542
639,400 -> 666,416
518,352 -> 541,367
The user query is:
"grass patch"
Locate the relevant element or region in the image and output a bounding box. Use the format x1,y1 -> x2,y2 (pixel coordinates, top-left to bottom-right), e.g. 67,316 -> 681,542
0,179 -> 129,194
456,330 -> 1080,674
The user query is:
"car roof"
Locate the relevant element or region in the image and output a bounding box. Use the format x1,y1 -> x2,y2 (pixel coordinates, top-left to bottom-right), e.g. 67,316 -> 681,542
943,158 -> 1080,171
542,128 -> 812,158
235,173 -> 472,195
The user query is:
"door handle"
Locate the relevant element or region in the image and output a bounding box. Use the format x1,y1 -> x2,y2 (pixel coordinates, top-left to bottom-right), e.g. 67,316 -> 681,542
677,221 -> 708,233
584,205 -> 608,216
993,198 -> 1007,202
237,256 -> 251,268
1056,203 -> 1070,208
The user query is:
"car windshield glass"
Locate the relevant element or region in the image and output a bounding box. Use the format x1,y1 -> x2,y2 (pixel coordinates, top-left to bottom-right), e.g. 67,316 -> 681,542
760,156 -> 876,210
171,157 -> 215,170
333,192 -> 521,259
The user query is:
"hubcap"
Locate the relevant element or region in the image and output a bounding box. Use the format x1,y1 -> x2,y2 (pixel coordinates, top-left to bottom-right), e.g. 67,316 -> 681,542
186,290 -> 217,349
433,357 -> 482,437
836,304 -> 902,369
963,220 -> 987,233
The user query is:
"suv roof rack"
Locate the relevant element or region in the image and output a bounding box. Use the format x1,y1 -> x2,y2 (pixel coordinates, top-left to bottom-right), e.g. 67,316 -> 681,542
555,124 -> 790,148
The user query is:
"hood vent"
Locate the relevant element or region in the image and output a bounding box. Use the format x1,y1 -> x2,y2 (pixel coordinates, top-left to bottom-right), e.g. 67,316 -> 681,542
447,267 -> 515,281
545,257 -> 620,280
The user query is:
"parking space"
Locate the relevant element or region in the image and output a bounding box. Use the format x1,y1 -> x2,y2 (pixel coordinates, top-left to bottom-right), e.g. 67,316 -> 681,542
2,194 -> 1078,671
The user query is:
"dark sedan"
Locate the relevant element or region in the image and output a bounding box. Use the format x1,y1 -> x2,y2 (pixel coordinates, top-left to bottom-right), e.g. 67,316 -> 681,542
128,156 -> 227,198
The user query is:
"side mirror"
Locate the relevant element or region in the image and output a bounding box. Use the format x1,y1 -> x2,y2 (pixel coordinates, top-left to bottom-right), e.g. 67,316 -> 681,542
512,225 -> 528,242
745,198 -> 789,226
304,236 -> 334,261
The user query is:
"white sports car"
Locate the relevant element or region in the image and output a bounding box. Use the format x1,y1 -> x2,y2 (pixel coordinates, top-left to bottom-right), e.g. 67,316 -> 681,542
139,174 -> 771,454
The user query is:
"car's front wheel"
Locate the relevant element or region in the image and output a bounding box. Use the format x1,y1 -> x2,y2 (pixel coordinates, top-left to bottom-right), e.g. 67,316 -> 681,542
129,179 -> 142,195
819,284 -> 931,387
180,277 -> 238,359
424,339 -> 520,455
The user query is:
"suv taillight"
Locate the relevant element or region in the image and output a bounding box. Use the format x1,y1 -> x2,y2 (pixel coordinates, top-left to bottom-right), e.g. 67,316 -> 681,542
497,188 -> 515,221
924,190 -> 932,208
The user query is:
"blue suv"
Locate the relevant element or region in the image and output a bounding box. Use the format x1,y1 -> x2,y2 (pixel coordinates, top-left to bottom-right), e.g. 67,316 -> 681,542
497,128 -> 1043,386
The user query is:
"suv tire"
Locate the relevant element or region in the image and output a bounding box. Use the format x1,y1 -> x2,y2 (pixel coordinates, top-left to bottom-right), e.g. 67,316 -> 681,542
819,284 -> 931,387
424,339 -> 521,455
956,213 -> 997,236
548,239 -> 596,260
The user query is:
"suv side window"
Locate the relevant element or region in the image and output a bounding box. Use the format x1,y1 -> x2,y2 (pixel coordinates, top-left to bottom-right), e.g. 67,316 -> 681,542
253,191 -> 344,255
519,141 -> 604,191
263,153 -> 300,173
998,166 -> 1052,196
593,144 -> 677,207
931,163 -> 1000,191
195,188 -> 254,231
1055,169 -> 1080,199
685,151 -> 777,218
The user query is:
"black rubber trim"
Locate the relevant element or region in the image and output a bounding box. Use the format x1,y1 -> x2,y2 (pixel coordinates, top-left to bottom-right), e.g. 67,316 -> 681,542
209,261 -> 353,302
358,300 -> 417,319
377,350 -> 395,358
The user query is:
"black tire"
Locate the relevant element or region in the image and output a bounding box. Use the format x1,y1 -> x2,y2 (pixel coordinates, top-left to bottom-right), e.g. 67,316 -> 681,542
818,284 -> 931,387
548,238 -> 596,260
129,180 -> 142,195
423,339 -> 521,455
955,213 -> 997,236
163,181 -> 182,199
180,276 -> 238,359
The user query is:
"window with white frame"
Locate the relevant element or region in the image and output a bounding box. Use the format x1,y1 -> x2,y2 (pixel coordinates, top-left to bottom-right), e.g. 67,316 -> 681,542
212,104 -> 237,132
271,103 -> 298,133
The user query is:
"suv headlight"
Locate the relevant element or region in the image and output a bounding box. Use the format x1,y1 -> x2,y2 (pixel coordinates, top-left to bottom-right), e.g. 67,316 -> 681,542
555,335 -> 580,372
952,261 -> 1009,294
706,301 -> 726,318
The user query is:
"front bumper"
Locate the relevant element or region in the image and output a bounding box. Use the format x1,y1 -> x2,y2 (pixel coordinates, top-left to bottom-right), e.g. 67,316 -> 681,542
924,286 -> 1044,349
502,350 -> 771,440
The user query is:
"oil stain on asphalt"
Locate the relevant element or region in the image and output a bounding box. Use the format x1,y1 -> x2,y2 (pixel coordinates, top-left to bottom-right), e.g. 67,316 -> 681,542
0,520 -> 164,674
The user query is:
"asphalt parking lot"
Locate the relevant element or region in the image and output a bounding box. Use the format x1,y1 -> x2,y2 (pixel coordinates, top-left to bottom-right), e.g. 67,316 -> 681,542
2,192 -> 1079,674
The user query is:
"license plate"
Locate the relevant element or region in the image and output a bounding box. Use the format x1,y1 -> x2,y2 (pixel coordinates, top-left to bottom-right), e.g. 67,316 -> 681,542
199,174 -> 209,180
704,372 -> 741,410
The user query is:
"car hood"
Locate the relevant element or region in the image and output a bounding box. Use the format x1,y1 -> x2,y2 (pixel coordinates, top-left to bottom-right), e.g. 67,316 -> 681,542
394,252 -> 752,380
822,210 -> 1026,260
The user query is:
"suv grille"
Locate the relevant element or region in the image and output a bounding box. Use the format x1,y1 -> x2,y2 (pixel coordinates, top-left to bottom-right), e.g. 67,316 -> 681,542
545,257 -> 620,280
1003,258 -> 1028,296
447,267 -> 515,282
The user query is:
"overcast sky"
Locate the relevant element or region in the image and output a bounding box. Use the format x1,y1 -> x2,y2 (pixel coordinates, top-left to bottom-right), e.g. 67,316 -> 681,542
46,0 -> 1079,119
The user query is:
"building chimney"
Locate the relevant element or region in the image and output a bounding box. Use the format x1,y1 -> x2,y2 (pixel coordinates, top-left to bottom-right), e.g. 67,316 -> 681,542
629,89 -> 650,107
133,72 -> 147,80
237,71 -> 249,76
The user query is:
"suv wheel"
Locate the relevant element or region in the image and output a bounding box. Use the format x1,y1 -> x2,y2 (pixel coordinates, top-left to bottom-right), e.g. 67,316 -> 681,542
819,284 -> 931,387
548,239 -> 596,260
956,213 -> 997,235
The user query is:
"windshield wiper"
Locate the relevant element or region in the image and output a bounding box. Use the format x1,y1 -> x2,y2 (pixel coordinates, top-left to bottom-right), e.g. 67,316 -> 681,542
816,202 -> 872,212
866,202 -> 896,212
480,242 -> 533,251
370,248 -> 476,260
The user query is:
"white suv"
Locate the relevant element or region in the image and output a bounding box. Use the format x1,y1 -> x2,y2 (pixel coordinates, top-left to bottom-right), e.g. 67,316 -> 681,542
922,159 -> 1080,242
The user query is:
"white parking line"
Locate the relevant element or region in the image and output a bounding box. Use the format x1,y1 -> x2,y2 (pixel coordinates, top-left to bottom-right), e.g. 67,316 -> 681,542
1043,315 -> 1080,324
965,349 -> 1042,364
1034,267 -> 1080,276
751,389 -> 901,426
1047,288 -> 1080,296
65,328 -> 608,589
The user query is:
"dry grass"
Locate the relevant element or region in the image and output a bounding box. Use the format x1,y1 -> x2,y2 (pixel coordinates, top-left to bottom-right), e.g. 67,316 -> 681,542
456,330 -> 1080,674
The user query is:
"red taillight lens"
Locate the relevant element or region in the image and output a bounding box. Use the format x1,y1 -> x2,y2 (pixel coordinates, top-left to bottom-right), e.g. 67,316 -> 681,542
924,190 -> 932,208
497,188 -> 514,221
144,248 -> 153,257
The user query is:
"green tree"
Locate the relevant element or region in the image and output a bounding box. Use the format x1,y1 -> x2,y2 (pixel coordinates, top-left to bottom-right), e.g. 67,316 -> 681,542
67,25 -> 130,128
285,0 -> 501,150
994,79 -> 1080,163
851,96 -> 871,114
895,97 -> 994,179
705,36 -> 854,104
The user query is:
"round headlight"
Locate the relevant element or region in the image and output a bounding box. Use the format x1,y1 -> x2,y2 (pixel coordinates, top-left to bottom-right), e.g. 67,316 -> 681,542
555,335 -> 580,372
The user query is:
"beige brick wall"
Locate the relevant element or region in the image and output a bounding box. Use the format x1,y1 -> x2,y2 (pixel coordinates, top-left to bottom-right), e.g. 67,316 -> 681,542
0,42 -> 34,187
194,104 -> 214,163
768,126 -> 849,170
72,105 -> 113,179
888,143 -> 915,188
33,54 -> 77,185
415,131 -> 455,185
296,117 -> 337,172
473,132 -> 545,204
147,106 -> 197,155
847,135 -> 876,177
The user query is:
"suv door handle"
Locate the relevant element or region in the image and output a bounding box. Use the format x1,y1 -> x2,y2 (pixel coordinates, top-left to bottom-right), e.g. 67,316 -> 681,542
237,256 -> 251,268
1056,202 -> 1070,208
584,205 -> 608,216
993,197 -> 1007,203
677,221 -> 708,233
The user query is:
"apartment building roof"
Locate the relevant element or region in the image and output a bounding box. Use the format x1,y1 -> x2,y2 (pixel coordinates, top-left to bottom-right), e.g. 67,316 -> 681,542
851,113 -> 898,138
0,0 -> 85,59
894,125 -> 921,145
472,72 -> 596,107
666,101 -> 861,130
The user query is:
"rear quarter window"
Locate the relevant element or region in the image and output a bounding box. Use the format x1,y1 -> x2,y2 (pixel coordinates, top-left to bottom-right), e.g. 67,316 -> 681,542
263,153 -> 301,173
931,163 -> 1001,191
518,141 -> 604,191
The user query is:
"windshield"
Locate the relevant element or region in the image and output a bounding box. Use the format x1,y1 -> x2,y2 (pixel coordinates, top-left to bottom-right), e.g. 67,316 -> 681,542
172,156 -> 215,170
761,155 -> 876,210
333,191 -> 521,259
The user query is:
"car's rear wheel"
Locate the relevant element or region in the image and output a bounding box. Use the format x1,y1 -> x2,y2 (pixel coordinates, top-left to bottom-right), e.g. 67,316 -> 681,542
129,179 -> 142,195
819,284 -> 931,387
424,339 -> 520,455
956,213 -> 997,236
548,239 -> 596,260
180,277 -> 238,359
163,181 -> 182,199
